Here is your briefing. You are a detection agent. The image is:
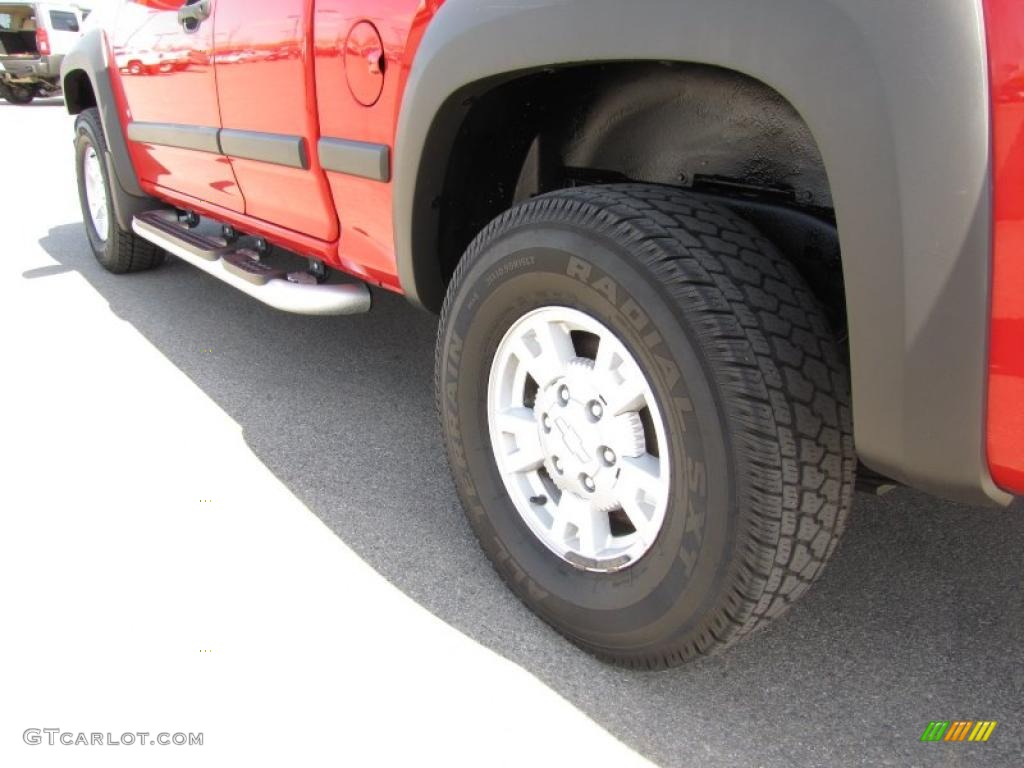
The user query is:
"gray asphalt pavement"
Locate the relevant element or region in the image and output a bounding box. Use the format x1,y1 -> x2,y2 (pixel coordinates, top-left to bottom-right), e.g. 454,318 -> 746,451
3,99 -> 1022,767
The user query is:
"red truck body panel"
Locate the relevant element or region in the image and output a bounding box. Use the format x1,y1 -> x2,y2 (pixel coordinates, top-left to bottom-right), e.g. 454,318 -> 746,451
107,0 -> 441,291
113,3 -> 244,212
314,0 -> 436,289
985,0 -> 1024,495
214,0 -> 339,243
86,0 -> 1023,500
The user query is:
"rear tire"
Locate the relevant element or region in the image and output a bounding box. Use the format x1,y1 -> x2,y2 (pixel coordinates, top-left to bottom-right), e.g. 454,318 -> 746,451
3,85 -> 35,104
436,184 -> 855,667
74,108 -> 164,274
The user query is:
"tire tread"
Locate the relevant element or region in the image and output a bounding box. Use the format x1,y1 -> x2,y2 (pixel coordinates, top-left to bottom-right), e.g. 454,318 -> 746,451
75,108 -> 164,274
437,183 -> 856,668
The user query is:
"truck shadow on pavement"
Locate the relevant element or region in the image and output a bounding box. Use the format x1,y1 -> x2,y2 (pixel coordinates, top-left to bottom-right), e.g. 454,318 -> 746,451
38,223 -> 1024,768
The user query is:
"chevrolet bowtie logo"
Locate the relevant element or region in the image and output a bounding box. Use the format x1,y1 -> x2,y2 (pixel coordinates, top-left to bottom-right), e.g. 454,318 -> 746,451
554,416 -> 590,463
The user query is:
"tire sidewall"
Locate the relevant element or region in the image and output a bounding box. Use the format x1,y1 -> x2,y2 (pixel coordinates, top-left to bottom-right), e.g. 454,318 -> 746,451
439,219 -> 739,651
75,117 -> 114,261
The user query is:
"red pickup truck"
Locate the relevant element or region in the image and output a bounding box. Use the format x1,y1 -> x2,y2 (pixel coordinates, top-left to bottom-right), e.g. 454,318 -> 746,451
61,0 -> 1023,668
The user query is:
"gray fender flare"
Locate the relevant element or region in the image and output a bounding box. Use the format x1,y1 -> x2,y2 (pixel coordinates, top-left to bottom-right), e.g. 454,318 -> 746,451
395,0 -> 1008,505
62,29 -> 157,230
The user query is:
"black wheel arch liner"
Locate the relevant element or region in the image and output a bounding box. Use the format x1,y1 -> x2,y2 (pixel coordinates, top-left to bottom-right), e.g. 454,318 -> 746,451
61,29 -> 162,231
394,0 -> 1011,506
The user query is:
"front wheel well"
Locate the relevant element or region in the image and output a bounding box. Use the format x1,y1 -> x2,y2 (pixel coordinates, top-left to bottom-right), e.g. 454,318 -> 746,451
416,61 -> 845,334
63,69 -> 96,115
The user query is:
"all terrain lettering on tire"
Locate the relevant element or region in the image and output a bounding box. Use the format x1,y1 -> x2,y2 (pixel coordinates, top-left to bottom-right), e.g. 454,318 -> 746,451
443,328 -> 490,531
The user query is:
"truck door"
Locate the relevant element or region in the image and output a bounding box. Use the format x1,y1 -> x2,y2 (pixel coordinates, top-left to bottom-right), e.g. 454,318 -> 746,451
311,0 -> 429,289
112,0 -> 243,212
211,0 -> 339,242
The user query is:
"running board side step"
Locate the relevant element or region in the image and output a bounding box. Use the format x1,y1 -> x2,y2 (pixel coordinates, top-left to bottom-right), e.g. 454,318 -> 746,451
132,211 -> 371,316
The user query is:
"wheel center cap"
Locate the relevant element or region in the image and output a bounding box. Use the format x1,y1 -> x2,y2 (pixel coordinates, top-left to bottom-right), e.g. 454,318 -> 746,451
553,414 -> 591,463
535,359 -> 611,497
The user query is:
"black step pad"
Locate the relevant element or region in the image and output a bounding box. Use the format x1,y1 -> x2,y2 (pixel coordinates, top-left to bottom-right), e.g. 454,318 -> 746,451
222,250 -> 288,286
133,210 -> 231,262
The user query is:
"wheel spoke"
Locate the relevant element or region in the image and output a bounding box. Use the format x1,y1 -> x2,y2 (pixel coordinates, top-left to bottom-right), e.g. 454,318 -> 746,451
615,454 -> 663,544
546,496 -> 575,545
594,336 -> 620,374
596,343 -> 648,415
603,371 -> 647,417
617,454 -> 663,498
83,147 -> 109,242
494,407 -> 545,474
516,318 -> 575,387
557,492 -> 609,558
620,497 -> 658,546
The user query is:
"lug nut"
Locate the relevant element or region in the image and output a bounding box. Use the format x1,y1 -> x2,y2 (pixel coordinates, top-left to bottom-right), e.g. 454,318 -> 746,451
588,400 -> 603,420
581,474 -> 596,493
552,456 -> 564,474
541,413 -> 551,432
558,385 -> 570,404
601,447 -> 616,466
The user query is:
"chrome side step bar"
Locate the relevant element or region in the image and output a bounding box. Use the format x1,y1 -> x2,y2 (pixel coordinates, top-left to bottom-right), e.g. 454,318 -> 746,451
132,211 -> 371,316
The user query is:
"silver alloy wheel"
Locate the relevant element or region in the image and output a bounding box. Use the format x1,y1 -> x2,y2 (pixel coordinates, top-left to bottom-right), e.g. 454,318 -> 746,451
83,145 -> 109,242
487,306 -> 671,572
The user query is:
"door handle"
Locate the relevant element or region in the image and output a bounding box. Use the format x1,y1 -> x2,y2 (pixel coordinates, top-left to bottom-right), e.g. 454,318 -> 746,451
178,0 -> 211,33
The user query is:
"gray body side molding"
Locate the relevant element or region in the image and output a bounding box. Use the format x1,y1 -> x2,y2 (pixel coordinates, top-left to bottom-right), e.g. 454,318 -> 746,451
61,29 -> 160,230
220,129 -> 309,170
124,122 -> 318,171
393,0 -> 1010,506
318,138 -> 390,182
126,122 -> 222,155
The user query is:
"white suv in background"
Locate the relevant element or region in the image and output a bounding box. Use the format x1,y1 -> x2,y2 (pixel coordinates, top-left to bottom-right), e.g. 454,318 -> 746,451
0,3 -> 90,103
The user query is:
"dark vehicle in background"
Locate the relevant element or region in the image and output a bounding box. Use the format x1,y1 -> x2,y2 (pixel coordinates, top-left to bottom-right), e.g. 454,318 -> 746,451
0,2 -> 86,103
